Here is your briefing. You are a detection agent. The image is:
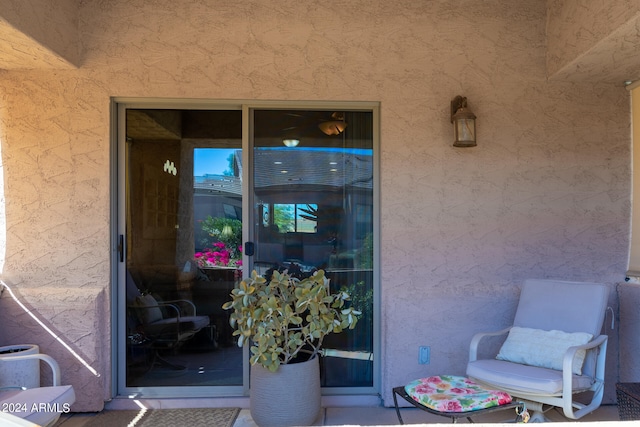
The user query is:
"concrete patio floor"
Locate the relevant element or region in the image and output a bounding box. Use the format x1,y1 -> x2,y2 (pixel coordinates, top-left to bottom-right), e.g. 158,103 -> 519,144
320,404 -> 620,425
55,403 -> 623,426
239,404 -> 621,426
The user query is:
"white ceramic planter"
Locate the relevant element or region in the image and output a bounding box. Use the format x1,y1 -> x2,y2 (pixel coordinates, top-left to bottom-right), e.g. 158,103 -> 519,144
250,356 -> 321,427
0,344 -> 40,389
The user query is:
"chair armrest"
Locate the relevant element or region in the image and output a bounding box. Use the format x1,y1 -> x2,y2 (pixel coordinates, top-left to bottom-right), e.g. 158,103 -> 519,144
562,334 -> 608,418
0,353 -> 61,386
162,299 -> 197,316
130,302 -> 183,320
156,302 -> 183,320
469,327 -> 511,362
562,334 -> 608,376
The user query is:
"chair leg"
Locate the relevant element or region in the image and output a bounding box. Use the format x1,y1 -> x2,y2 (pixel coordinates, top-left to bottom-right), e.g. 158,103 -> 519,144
521,401 -> 548,423
528,411 -> 548,423
392,388 -> 405,425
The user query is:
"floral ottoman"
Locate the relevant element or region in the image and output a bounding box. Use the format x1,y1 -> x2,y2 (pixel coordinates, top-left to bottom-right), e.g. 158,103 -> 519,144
392,375 -> 525,424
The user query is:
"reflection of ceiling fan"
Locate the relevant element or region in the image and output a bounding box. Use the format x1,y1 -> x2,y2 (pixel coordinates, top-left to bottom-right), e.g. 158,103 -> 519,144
279,111 -> 347,136
318,112 -> 347,135
278,111 -> 347,147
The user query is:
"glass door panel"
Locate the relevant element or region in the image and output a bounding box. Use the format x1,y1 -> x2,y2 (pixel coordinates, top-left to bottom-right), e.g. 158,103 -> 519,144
251,109 -> 374,388
123,109 -> 244,390
119,103 -> 376,397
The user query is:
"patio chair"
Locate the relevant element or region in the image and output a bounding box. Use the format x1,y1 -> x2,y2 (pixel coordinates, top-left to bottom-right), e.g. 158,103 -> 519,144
127,270 -> 210,369
0,352 -> 75,427
466,279 -> 609,422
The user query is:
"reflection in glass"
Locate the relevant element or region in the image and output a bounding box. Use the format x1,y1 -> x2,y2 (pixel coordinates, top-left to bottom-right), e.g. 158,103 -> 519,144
252,109 -> 374,388
122,107 -> 375,394
124,110 -> 243,389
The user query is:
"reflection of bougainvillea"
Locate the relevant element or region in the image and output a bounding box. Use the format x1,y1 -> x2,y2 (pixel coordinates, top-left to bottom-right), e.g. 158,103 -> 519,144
195,242 -> 242,268
199,216 -> 242,253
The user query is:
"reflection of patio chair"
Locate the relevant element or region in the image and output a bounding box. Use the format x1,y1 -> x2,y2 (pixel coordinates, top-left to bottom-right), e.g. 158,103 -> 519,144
127,271 -> 209,370
466,279 -> 609,422
0,352 -> 75,427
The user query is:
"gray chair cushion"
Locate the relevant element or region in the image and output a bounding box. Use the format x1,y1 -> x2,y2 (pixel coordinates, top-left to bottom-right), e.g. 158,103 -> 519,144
179,315 -> 210,331
467,359 -> 594,395
134,294 -> 164,324
144,315 -> 209,336
513,279 -> 608,336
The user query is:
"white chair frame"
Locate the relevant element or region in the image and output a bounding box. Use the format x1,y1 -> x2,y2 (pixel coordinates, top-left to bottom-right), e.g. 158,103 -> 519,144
467,279 -> 609,421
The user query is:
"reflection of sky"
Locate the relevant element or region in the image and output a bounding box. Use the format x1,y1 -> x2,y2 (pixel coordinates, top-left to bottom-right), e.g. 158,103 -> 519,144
258,147 -> 372,155
194,148 -> 236,176
194,147 -> 373,177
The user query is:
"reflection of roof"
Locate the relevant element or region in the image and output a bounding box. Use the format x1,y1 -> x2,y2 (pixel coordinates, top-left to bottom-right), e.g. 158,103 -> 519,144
254,149 -> 373,189
195,175 -> 242,195
194,149 -> 373,195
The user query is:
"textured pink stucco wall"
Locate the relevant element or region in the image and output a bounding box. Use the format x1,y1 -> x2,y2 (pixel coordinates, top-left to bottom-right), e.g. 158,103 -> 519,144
0,0 -> 79,68
0,0 -> 631,411
546,0 -> 640,82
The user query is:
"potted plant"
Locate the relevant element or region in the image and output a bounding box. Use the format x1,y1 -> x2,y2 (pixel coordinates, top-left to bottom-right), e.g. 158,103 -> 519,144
222,269 -> 360,427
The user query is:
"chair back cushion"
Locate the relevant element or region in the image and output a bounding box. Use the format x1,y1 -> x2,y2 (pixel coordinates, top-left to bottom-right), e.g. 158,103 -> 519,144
135,294 -> 164,324
496,326 -> 592,374
513,279 -> 608,336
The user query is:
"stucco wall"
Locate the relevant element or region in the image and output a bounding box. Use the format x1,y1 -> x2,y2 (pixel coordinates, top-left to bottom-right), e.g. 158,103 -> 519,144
619,283 -> 640,383
0,0 -> 630,411
546,0 -> 640,83
0,285 -> 107,407
0,0 -> 79,69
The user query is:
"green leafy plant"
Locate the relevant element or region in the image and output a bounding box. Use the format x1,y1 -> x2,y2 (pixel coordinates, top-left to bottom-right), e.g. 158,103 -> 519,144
355,232 -> 373,269
339,280 -> 373,352
200,216 -> 242,248
340,280 -> 373,316
197,216 -> 242,262
222,269 -> 361,372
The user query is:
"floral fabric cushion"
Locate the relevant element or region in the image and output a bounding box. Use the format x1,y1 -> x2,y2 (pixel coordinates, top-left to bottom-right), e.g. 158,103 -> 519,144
405,375 -> 512,413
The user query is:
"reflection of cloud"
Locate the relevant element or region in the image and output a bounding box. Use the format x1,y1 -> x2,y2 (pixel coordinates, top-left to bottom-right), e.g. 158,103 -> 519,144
0,281 -> 100,378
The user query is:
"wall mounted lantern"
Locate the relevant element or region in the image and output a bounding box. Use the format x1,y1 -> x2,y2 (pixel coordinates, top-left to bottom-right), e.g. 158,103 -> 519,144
450,95 -> 476,147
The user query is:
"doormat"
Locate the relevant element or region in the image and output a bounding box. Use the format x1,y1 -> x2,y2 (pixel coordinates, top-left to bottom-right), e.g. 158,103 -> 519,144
79,407 -> 240,427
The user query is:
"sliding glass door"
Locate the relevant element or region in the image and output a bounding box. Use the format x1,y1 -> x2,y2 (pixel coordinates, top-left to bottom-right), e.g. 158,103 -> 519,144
119,107 -> 246,397
116,101 -> 378,398
251,108 -> 375,388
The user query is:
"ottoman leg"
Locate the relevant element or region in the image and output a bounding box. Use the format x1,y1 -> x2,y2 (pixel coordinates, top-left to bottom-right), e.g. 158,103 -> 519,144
392,387 -> 405,425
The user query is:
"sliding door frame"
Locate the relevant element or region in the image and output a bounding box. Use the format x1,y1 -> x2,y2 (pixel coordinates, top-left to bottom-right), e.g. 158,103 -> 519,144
111,98 -> 380,399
